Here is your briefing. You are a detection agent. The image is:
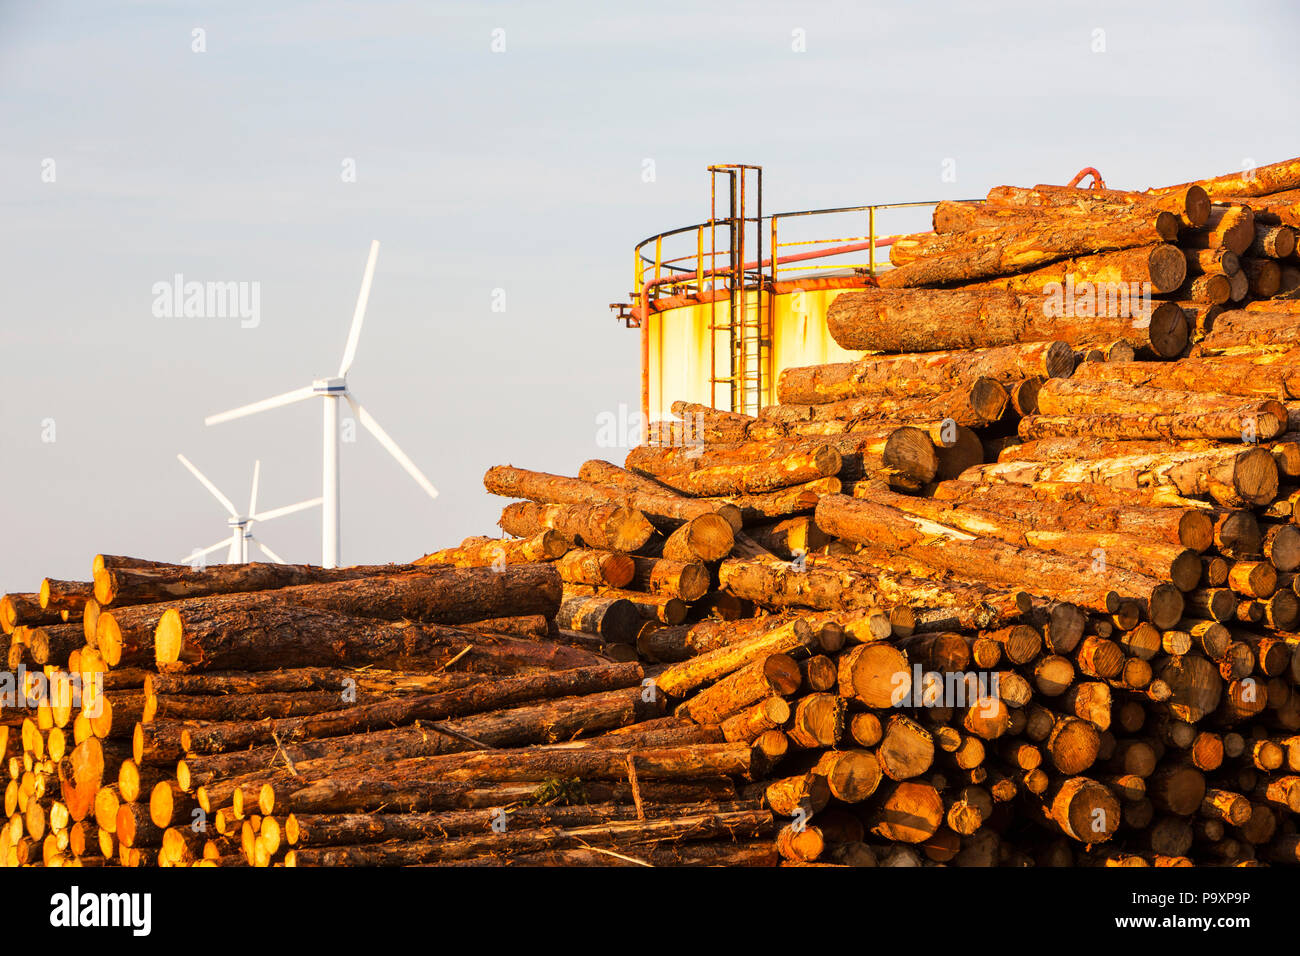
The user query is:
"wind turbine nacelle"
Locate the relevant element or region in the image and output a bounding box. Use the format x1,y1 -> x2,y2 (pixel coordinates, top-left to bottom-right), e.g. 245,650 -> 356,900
313,377 -> 348,394
226,516 -> 249,529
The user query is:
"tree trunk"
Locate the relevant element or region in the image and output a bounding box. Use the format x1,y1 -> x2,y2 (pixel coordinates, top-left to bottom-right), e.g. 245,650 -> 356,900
846,481 -> 1204,591
554,594 -> 641,643
764,380 -> 1009,429
706,478 -> 842,523
154,603 -> 601,673
869,782 -> 944,843
815,494 -> 1185,626
930,479 -> 1216,551
553,550 -> 636,589
485,465 -> 736,529
1036,377 -> 1286,427
39,579 -> 93,615
777,341 -> 1073,405
987,183 -> 1209,225
497,500 -> 654,553
827,288 -> 1188,358
966,443 -> 1278,509
1148,157 -> 1300,200
414,532 -> 570,568
1019,406 -> 1284,442
94,561 -> 426,608
884,205 -> 1178,283
627,444 -> 841,498
654,617 -> 813,697
282,809 -> 772,865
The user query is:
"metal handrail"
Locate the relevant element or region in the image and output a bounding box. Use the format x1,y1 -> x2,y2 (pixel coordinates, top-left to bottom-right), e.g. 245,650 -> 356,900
627,199 -> 979,310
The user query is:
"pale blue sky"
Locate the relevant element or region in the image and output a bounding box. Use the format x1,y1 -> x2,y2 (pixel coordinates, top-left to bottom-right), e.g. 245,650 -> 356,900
2,0 -> 1297,590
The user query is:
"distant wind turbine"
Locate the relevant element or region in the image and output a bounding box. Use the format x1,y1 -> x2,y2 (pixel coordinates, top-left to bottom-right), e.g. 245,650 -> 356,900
203,240 -> 438,568
177,455 -> 321,566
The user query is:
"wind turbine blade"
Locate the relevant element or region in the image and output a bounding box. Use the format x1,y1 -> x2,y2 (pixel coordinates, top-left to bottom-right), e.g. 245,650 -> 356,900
247,460 -> 261,518
252,538 -> 287,565
204,386 -> 316,426
252,497 -> 323,523
346,395 -> 439,501
338,239 -> 380,377
177,454 -> 239,517
180,538 -> 232,564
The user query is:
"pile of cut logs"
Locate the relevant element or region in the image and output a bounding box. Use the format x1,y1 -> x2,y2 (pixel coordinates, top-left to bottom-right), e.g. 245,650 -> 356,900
3,156 -> 1300,867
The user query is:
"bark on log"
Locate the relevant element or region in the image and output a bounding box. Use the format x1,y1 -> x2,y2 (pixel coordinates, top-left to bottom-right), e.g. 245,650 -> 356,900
553,550 -> 636,589
962,243 -> 1188,295
95,561 -> 428,608
826,288 -> 1188,358
154,603 -> 600,673
965,443 -> 1278,510
484,465 -> 737,529
777,341 -> 1073,405
39,580 -> 92,615
1148,158 -> 1300,201
654,617 -> 814,698
554,595 -> 641,644
629,444 -> 842,498
414,532 -> 570,568
883,206 -> 1178,285
987,183 -> 1210,227
1070,355 -> 1300,400
706,478 -> 842,523
497,500 -> 655,553
815,494 -> 1185,626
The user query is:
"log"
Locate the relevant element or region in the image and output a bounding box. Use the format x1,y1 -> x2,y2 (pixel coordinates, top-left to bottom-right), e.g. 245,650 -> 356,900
1046,776 -> 1120,843
94,561 -> 428,608
484,465 -> 738,529
1149,157 -> 1300,201
154,603 -> 601,673
281,809 -> 772,865
629,444 -> 842,498
812,750 -> 882,803
776,342 -> 1074,405
826,288 -> 1188,358
968,443 -> 1278,510
987,183 -> 1210,227
497,500 -> 654,553
654,618 -> 814,698
563,586 -> 687,626
709,478 -> 843,523
678,654 -> 802,725
1070,355 -> 1300,400
414,532 -> 570,568
877,715 -> 935,780
1035,378 -> 1286,433
626,556 -> 709,602
659,515 -> 735,563
963,243 -> 1188,295
0,594 -> 61,633
869,782 -> 944,843
554,595 -> 641,644
883,205 -> 1179,285
847,482 -> 1203,591
553,550 -> 636,589
39,580 -> 92,615
815,494 -> 1185,626
930,479 -> 1215,551
763,379 -> 1009,428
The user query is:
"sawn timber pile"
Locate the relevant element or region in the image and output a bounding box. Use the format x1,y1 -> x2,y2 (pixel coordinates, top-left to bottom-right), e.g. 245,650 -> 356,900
5,156 -> 1300,868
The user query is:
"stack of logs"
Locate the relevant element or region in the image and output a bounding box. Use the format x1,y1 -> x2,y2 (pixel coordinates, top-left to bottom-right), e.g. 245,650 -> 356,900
4,156 -> 1300,867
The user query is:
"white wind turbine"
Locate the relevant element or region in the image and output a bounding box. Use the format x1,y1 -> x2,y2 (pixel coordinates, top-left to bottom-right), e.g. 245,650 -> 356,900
177,455 -> 322,566
203,240 -> 438,568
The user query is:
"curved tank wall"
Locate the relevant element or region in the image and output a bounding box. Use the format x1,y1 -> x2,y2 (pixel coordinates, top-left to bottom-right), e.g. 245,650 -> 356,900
646,285 -> 864,417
